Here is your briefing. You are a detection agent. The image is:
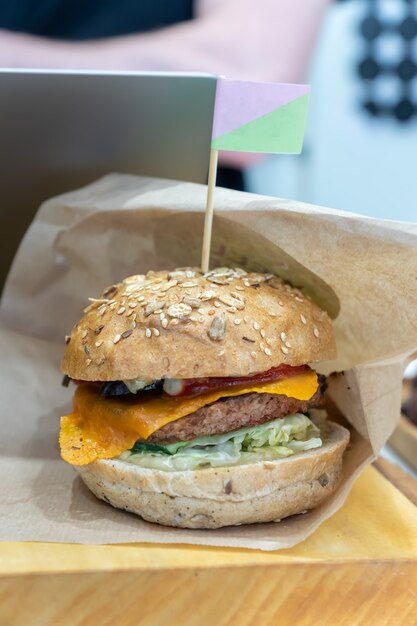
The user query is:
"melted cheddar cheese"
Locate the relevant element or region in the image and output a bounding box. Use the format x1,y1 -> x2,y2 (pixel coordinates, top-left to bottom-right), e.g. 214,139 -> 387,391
60,371 -> 318,465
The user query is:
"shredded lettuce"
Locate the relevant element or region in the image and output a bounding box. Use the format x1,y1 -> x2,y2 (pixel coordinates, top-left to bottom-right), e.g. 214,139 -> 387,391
119,413 -> 322,471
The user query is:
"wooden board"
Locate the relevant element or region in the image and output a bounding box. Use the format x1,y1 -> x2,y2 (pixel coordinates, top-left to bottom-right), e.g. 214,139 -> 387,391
1,465 -> 417,626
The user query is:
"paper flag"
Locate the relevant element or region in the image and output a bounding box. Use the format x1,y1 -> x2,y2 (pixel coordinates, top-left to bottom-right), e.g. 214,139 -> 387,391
211,78 -> 310,154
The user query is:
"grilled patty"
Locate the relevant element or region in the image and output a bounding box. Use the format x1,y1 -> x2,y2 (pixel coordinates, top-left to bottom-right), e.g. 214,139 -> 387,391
149,388 -> 323,444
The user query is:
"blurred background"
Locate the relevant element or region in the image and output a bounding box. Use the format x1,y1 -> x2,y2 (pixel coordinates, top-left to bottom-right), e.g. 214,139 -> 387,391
0,0 -> 415,272
1,0 -> 417,210
248,0 -> 417,222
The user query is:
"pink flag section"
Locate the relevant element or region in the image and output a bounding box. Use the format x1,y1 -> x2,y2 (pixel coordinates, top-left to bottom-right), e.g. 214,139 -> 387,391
212,78 -> 310,139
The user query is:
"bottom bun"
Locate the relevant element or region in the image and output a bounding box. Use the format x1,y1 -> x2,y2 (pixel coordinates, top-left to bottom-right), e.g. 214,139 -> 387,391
77,421 -> 350,529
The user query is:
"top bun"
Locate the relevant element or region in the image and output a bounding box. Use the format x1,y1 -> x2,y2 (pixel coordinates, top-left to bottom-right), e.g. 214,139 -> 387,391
62,267 -> 336,381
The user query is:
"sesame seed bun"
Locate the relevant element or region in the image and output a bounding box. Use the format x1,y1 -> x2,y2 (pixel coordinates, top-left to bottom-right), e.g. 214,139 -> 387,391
61,267 -> 336,381
76,421 -> 349,529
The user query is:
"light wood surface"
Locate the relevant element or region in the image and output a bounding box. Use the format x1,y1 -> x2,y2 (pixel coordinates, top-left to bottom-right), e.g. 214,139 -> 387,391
1,563 -> 416,626
1,465 -> 417,625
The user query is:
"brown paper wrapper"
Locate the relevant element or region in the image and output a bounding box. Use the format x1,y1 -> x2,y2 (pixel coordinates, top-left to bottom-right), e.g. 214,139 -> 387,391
1,174 -> 416,550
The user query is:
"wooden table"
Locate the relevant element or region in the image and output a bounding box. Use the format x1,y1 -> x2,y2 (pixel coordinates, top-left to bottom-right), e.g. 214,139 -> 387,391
1,462 -> 416,626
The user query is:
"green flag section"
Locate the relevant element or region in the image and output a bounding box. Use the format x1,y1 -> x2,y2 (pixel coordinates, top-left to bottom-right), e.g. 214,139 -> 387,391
211,94 -> 309,153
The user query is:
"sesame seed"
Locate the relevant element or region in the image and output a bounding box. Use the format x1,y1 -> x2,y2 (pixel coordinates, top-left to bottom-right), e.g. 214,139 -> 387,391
88,297 -> 108,304
266,338 -> 273,346
137,296 -> 145,302
253,321 -> 260,331
162,318 -> 168,329
132,321 -> 137,329
81,329 -> 88,339
314,327 -> 320,338
285,341 -> 292,348
122,330 -> 133,339
234,318 -> 242,325
208,309 -> 215,316
85,358 -> 92,366
145,328 -> 152,338
109,303 -> 117,310
219,294 -> 245,310
235,285 -> 245,291
300,314 -> 307,325
126,310 -> 134,317
113,334 -> 121,344
280,332 -> 286,342
181,281 -> 198,288
153,328 -> 160,337
244,316 -> 249,323
160,279 -> 178,291
183,297 -> 201,309
206,276 -> 229,285
295,296 -> 304,302
278,301 -> 284,306
145,302 -> 163,316
214,301 -> 221,308
260,329 -> 266,338
260,342 -> 265,350
264,347 -> 272,356
199,316 -> 205,323
251,351 -> 257,358
167,303 -> 192,318
170,318 -> 180,325
128,301 -> 137,308
117,307 -> 126,315
281,346 -> 289,354
95,340 -> 103,347
201,290 -> 217,301
269,312 -> 277,317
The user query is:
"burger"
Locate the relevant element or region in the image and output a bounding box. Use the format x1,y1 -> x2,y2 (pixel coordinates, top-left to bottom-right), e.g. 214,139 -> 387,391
60,267 -> 349,529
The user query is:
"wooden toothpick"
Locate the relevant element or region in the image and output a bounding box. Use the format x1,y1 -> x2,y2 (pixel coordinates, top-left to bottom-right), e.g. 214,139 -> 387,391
201,149 -> 219,273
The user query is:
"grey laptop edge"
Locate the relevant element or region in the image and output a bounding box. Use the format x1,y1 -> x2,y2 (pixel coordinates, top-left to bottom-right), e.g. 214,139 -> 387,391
0,69 -> 218,290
